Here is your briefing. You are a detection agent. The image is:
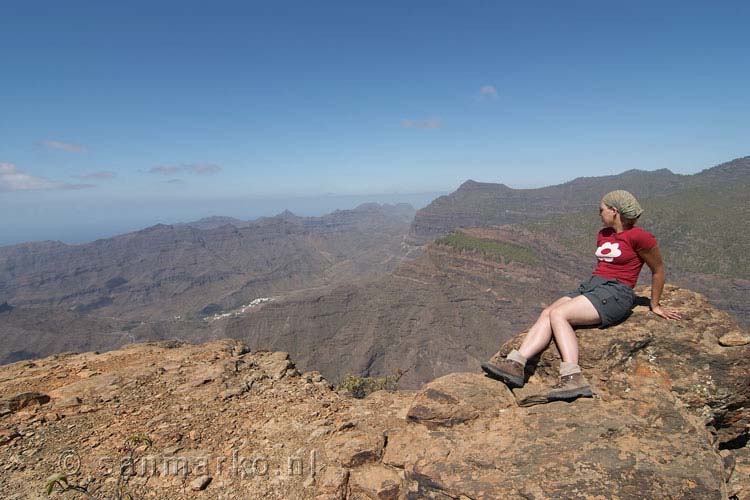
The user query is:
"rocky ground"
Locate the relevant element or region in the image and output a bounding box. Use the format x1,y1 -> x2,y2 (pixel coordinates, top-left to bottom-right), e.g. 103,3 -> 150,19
1,285 -> 748,499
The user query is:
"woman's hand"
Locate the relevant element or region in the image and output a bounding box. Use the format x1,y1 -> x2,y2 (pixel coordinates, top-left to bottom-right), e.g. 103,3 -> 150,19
651,304 -> 682,320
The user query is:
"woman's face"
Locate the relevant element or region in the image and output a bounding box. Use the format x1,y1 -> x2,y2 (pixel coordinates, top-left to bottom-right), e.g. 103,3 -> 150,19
599,203 -> 618,227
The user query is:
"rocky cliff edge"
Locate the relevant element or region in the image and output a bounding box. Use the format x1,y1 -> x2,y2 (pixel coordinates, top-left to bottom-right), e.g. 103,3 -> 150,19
1,285 -> 749,499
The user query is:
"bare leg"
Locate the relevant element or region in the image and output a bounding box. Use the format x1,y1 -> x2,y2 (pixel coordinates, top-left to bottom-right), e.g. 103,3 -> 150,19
517,296 -> 572,359
548,295 -> 601,364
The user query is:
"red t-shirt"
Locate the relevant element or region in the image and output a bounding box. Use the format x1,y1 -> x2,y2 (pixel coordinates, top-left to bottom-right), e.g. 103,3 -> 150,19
591,226 -> 657,287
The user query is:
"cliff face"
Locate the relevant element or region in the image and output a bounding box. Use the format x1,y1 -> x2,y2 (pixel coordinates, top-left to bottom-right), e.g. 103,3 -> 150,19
1,286 -> 748,499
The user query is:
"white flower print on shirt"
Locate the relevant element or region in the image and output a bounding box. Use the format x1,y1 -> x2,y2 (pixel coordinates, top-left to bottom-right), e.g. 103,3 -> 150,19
595,241 -> 621,262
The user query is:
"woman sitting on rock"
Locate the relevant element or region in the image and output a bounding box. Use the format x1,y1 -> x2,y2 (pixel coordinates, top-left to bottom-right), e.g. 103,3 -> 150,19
481,190 -> 681,401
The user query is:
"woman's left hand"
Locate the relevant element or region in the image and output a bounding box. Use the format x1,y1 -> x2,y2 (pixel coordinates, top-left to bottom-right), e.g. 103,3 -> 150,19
651,304 -> 682,320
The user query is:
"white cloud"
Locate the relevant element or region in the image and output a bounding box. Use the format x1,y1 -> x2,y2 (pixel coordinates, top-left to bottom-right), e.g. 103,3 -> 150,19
37,139 -> 88,153
147,163 -> 222,175
478,85 -> 498,100
163,178 -> 187,185
0,162 -> 94,191
73,170 -> 117,180
401,118 -> 442,130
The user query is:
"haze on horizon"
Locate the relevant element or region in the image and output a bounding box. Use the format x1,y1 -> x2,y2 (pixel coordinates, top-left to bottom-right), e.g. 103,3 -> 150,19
1,1 -> 748,245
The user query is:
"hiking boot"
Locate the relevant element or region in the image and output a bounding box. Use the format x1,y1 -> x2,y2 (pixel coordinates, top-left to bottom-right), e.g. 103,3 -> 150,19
481,358 -> 525,388
546,372 -> 593,401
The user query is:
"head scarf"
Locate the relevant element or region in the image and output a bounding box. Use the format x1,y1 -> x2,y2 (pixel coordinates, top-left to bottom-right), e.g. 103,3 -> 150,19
601,190 -> 643,220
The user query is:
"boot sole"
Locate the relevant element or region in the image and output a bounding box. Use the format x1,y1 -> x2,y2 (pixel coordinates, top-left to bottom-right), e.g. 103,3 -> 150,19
547,387 -> 593,401
518,388 -> 593,407
480,362 -> 524,388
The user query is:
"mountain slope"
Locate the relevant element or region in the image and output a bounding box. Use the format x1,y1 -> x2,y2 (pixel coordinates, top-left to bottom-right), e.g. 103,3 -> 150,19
0,203 -> 416,365
0,203 -> 415,321
222,226 -> 592,388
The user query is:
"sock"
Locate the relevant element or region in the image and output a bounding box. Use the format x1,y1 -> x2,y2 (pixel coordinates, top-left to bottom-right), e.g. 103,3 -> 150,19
560,361 -> 582,377
507,349 -> 527,367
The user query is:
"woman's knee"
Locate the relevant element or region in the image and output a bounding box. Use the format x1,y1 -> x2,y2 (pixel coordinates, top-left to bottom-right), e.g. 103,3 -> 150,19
548,307 -> 568,325
536,308 -> 554,326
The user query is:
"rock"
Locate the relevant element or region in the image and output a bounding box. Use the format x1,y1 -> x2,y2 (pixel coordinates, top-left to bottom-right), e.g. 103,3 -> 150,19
55,396 -> 82,409
348,463 -> 404,500
315,466 -> 349,500
309,427 -> 331,440
324,429 -> 385,467
189,474 -> 212,491
382,425 -> 437,470
231,341 -> 250,356
0,392 -> 50,415
219,386 -> 247,400
49,374 -> 121,402
406,372 -> 515,428
0,429 -> 20,446
718,328 -> 750,346
188,365 -> 226,387
727,445 -> 750,500
243,371 -> 268,388
265,351 -> 295,380
76,369 -> 100,379
491,286 -> 750,445
304,371 -> 326,383
393,381 -> 725,499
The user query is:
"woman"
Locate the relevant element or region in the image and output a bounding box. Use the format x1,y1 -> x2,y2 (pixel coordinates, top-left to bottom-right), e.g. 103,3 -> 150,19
481,190 -> 681,401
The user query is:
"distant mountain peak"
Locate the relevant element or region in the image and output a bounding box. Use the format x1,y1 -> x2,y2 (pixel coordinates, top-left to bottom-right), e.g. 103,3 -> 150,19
352,202 -> 382,211
275,209 -> 301,222
457,179 -> 511,191
699,155 -> 750,175
140,223 -> 172,233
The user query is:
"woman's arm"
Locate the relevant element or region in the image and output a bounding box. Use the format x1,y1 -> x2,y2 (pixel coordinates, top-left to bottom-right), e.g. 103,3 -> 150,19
637,245 -> 682,320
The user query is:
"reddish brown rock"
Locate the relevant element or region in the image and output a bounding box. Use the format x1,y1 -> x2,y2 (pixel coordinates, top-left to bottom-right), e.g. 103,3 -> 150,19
719,328 -> 750,347
0,392 -> 50,415
347,463 -> 404,499
0,428 -> 20,446
406,372 -> 515,428
492,285 -> 750,445
324,429 -> 386,468
394,381 -> 725,499
315,466 -> 349,500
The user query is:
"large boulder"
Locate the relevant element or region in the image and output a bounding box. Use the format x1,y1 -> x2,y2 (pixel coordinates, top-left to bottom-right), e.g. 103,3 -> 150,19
406,372 -> 515,428
385,379 -> 725,499
492,285 -> 750,446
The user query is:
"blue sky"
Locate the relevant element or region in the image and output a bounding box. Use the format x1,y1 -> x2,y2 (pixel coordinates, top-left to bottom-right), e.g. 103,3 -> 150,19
1,1 -> 748,244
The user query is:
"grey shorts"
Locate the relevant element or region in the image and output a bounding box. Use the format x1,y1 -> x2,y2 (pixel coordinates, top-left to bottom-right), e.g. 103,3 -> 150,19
565,276 -> 635,328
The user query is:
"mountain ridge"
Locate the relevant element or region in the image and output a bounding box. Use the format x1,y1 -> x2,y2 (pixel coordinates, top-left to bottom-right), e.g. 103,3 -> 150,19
410,156 -> 749,243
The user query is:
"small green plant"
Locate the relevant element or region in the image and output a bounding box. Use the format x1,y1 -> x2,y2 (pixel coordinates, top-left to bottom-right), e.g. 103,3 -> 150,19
338,369 -> 406,399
